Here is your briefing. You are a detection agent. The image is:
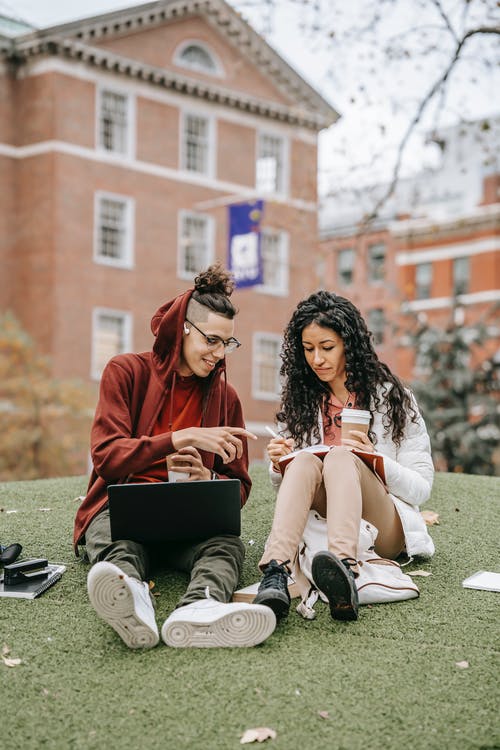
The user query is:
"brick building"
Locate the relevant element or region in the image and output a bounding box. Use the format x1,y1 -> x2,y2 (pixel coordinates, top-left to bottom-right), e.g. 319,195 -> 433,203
0,0 -> 337,467
320,119 -> 500,381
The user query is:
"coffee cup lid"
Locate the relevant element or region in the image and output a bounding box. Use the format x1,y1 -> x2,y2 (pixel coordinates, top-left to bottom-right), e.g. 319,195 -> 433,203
340,408 -> 371,421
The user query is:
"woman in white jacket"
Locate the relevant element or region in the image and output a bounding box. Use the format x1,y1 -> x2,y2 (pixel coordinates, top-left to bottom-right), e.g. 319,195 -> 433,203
254,291 -> 435,622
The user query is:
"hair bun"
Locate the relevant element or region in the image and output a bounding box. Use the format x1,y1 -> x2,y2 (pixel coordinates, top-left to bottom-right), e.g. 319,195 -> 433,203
194,263 -> 235,297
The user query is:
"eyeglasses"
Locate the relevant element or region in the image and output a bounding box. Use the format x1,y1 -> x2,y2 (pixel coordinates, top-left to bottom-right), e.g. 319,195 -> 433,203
185,319 -> 241,354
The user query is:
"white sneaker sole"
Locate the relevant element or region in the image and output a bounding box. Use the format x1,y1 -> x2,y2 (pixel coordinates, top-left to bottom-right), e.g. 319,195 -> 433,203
87,562 -> 159,649
161,604 -> 276,648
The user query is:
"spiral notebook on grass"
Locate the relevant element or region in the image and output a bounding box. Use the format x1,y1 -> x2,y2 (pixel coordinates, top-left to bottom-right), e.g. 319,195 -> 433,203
0,563 -> 66,599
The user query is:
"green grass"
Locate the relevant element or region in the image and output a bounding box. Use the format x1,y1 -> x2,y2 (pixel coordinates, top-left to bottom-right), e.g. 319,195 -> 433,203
0,469 -> 498,750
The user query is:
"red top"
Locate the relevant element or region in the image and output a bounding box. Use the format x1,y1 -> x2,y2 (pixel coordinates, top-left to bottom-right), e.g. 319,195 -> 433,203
323,392 -> 356,446
130,374 -> 203,482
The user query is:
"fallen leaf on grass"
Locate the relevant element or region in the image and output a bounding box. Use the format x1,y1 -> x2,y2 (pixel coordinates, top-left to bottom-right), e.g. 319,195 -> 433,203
240,727 -> 277,744
37,507 -> 52,512
318,711 -> 330,720
2,646 -> 22,668
408,570 -> 432,577
421,510 -> 439,526
455,660 -> 469,669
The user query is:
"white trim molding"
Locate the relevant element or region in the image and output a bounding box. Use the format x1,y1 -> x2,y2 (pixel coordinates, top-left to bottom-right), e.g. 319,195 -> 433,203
0,139 -> 316,213
402,289 -> 500,312
396,237 -> 499,266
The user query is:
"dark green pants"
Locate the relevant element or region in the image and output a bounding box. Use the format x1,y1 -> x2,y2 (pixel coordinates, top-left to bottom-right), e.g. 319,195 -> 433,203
84,508 -> 245,608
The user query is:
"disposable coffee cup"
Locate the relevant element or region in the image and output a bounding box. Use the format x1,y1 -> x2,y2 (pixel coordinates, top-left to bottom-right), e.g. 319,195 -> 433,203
340,408 -> 371,440
166,455 -> 190,483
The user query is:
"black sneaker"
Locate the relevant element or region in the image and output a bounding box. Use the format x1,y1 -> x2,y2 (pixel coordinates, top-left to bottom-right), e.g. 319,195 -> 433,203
311,551 -> 359,621
253,560 -> 291,619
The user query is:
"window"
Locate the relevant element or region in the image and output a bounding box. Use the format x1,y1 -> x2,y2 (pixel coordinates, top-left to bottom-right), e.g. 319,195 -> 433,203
368,308 -> 386,345
98,89 -> 130,155
453,256 -> 469,296
258,229 -> 289,295
368,243 -> 386,282
415,262 -> 432,299
253,333 -> 282,400
181,112 -> 213,175
174,42 -> 222,76
94,193 -> 134,268
337,248 -> 355,286
91,308 -> 132,380
256,133 -> 286,194
178,211 -> 214,279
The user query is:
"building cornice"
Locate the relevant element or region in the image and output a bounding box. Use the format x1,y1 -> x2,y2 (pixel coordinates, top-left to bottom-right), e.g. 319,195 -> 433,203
1,0 -> 338,132
389,203 -> 500,241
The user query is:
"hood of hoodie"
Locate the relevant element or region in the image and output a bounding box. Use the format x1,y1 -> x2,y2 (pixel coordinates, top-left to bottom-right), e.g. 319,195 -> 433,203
150,288 -> 226,387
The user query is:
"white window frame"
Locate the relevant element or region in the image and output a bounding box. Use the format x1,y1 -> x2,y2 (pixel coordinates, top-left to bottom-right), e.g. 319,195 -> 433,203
93,191 -> 135,269
255,130 -> 289,196
252,332 -> 282,401
367,242 -> 386,283
256,228 -> 289,296
177,210 -> 215,281
173,39 -> 224,77
91,307 -> 132,381
415,262 -> 433,300
368,308 -> 386,346
180,110 -> 216,178
337,248 -> 355,286
95,86 -> 135,158
453,256 -> 470,296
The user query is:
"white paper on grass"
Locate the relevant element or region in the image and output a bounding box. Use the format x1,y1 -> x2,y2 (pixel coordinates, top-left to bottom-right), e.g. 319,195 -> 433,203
462,571 -> 500,592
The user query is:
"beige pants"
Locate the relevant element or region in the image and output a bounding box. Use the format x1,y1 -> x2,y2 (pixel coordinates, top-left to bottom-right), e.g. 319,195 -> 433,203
259,448 -> 404,571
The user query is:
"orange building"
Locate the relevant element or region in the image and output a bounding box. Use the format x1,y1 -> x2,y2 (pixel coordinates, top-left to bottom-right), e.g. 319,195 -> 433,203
0,0 -> 337,466
320,121 -> 500,381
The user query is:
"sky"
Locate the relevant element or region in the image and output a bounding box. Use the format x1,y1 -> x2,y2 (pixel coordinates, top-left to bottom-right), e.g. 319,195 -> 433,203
3,0 -> 499,195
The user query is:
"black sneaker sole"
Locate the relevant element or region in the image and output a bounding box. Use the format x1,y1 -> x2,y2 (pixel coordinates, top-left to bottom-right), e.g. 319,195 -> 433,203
253,588 -> 290,620
311,551 -> 359,621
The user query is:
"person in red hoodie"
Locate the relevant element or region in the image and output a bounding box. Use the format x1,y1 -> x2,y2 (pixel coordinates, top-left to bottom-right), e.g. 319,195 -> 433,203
76,265 -> 276,649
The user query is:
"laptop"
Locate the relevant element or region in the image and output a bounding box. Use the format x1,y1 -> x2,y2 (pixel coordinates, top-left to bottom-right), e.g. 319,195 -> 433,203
107,479 -> 241,543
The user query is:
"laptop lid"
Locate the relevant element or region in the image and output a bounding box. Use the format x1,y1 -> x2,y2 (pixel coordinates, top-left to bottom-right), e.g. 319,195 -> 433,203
107,479 -> 241,543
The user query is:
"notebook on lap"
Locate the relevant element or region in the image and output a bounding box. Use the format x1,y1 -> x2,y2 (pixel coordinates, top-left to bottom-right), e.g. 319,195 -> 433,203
108,479 -> 241,543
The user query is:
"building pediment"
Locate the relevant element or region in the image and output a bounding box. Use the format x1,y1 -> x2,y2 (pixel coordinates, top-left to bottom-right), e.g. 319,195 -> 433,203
1,0 -> 338,131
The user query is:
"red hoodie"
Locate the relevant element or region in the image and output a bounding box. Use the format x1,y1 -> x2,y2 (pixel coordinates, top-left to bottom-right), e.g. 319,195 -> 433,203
73,288 -> 251,552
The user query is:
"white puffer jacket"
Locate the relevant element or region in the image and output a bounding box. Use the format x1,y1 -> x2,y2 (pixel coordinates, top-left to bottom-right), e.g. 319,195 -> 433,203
269,385 -> 435,559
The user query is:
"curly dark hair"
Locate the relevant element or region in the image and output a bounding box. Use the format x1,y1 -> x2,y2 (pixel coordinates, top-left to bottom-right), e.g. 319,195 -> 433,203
192,263 -> 237,318
277,290 -> 418,447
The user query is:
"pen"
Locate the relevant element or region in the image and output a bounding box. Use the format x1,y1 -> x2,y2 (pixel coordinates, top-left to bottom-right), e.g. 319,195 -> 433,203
265,426 -> 279,438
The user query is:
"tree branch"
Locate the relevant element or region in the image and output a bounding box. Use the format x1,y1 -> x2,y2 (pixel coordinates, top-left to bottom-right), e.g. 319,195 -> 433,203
363,25 -> 500,224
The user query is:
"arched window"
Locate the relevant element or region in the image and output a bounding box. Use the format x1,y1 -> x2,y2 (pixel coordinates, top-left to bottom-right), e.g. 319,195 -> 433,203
174,41 -> 223,77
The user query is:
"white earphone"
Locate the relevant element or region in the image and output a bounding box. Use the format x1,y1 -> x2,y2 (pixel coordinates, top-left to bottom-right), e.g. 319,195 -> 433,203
183,324 -> 190,334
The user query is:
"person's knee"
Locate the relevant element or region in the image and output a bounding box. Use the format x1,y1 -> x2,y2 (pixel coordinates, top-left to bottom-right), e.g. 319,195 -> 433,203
286,451 -> 323,477
323,446 -> 359,472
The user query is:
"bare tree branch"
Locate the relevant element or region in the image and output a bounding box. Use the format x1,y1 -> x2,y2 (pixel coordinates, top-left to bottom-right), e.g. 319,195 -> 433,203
363,25 -> 500,224
430,0 -> 460,43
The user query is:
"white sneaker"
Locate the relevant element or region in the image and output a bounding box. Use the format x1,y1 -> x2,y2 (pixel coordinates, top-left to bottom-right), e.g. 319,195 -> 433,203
161,598 -> 276,648
87,561 -> 159,649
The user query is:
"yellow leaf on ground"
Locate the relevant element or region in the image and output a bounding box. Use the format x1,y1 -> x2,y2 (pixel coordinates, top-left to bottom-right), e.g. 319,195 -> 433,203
408,570 -> 432,577
240,727 -> 277,744
2,656 -> 22,667
455,660 -> 469,669
421,510 -> 440,525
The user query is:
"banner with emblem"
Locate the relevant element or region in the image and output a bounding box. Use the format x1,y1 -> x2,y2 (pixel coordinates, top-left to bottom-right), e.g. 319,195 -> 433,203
227,200 -> 264,288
